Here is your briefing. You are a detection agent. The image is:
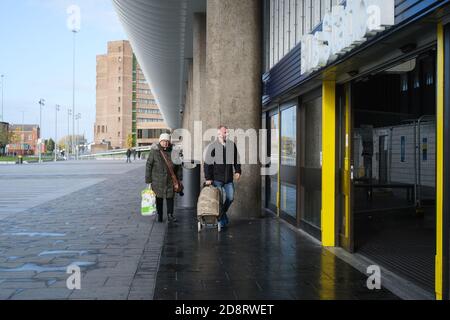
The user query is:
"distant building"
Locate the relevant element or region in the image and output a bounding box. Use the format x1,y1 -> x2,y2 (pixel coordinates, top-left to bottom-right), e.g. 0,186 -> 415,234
7,124 -> 40,156
94,40 -> 169,150
0,122 -> 9,156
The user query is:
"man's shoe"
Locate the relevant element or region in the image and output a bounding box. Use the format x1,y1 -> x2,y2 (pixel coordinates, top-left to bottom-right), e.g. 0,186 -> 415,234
168,214 -> 177,222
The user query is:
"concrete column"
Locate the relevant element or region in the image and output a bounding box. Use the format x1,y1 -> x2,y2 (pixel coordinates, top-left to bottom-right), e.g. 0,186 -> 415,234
205,0 -> 262,218
193,13 -> 206,139
182,60 -> 194,134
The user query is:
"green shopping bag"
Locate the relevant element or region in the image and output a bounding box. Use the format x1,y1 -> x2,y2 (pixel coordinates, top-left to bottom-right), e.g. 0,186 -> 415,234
141,188 -> 157,216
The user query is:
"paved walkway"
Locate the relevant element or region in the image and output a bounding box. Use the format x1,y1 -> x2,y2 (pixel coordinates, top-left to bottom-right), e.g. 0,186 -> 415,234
154,209 -> 399,300
0,160 -> 399,300
0,160 -> 164,300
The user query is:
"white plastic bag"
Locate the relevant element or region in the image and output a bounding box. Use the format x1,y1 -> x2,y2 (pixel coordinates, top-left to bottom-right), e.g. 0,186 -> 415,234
141,188 -> 157,216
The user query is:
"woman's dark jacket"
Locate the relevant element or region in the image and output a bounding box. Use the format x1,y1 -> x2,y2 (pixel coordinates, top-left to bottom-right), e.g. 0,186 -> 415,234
145,144 -> 182,198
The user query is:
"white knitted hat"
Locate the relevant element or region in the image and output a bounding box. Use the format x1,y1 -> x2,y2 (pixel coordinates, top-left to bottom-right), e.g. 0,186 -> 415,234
159,133 -> 171,142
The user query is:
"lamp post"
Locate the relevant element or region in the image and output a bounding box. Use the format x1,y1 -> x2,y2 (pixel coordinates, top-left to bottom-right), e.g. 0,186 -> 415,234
67,108 -> 72,160
71,29 -> 78,159
67,4 -> 80,160
1,74 -> 4,122
38,99 -> 45,163
75,113 -> 81,159
55,105 -> 60,162
20,110 -> 25,156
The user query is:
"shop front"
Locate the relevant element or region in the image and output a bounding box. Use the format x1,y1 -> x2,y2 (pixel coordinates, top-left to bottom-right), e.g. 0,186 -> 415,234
262,0 -> 450,300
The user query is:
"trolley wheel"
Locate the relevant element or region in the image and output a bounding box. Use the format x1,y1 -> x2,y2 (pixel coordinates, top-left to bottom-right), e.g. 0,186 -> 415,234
198,221 -> 202,233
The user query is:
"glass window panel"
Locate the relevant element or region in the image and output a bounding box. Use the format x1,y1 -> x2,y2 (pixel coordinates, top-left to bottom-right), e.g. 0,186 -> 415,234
302,96 -> 322,228
281,183 -> 297,218
281,106 -> 297,166
269,113 -> 279,209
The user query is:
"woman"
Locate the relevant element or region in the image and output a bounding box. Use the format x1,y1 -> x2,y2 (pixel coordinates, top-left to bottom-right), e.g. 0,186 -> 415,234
145,133 -> 182,223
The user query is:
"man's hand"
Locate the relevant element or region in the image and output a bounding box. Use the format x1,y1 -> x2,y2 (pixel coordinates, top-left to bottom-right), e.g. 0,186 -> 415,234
205,180 -> 213,186
234,173 -> 241,181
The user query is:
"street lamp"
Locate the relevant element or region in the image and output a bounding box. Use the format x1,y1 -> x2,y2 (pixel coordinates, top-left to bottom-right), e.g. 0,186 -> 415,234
71,29 -> 79,159
20,110 -> 25,156
75,113 -> 81,159
67,108 -> 72,159
38,98 -> 45,163
55,105 -> 60,162
1,74 -> 4,122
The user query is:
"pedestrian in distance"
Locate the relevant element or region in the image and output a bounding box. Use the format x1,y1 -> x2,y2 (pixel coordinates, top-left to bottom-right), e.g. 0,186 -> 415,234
126,148 -> 132,163
145,133 -> 183,223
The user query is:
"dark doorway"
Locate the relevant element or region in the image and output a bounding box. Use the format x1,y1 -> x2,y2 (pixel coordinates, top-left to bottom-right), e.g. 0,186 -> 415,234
351,50 -> 437,293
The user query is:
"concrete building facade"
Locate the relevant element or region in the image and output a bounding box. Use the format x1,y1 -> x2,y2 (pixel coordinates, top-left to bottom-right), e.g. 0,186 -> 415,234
94,40 -> 168,150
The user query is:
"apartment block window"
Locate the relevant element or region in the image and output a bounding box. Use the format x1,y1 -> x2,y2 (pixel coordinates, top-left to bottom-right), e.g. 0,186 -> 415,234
118,46 -> 122,52
118,97 -> 121,103
118,117 -> 121,122
118,86 -> 121,93
118,107 -> 121,113
118,76 -> 121,82
137,129 -> 169,139
137,108 -> 161,115
138,89 -> 152,95
137,118 -> 164,123
118,132 -> 121,137
118,57 -> 122,62
137,98 -> 156,105
102,126 -> 105,133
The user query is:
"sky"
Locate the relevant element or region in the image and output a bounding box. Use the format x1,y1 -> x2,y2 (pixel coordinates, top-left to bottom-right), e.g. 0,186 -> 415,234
0,0 -> 127,142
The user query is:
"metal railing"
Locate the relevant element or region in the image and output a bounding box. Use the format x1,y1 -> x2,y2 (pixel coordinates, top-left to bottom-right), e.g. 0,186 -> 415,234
79,146 -> 153,160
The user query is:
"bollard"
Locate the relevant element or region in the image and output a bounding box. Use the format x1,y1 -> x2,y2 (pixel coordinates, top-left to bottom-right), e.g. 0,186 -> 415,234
178,161 -> 201,209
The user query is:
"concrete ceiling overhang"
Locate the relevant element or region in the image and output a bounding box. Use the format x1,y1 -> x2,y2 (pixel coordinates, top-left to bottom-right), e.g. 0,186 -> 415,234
112,0 -> 206,129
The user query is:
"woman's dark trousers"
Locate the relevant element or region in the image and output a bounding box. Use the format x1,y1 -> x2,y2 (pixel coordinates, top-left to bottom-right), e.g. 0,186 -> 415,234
156,197 -> 174,222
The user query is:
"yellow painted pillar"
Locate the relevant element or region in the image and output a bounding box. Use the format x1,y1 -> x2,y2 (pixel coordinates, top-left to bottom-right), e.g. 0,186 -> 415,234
436,22 -> 444,301
344,84 -> 351,241
321,80 -> 336,247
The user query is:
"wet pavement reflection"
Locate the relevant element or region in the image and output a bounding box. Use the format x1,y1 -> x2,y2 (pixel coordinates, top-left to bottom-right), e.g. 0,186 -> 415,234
154,209 -> 399,300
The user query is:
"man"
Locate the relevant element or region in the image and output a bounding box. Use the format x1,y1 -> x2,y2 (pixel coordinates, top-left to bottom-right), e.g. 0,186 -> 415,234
145,133 -> 182,223
126,148 -> 132,163
204,126 -> 241,228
